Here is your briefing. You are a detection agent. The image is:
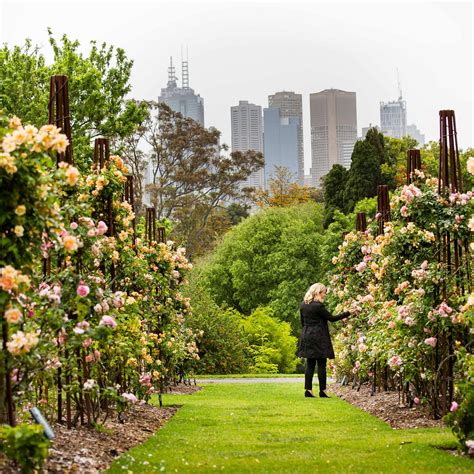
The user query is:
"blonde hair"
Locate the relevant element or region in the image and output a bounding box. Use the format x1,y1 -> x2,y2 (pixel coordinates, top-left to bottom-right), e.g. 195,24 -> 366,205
303,283 -> 326,304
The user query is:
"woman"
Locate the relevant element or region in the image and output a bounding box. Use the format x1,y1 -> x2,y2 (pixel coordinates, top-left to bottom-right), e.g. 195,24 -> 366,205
297,283 -> 351,398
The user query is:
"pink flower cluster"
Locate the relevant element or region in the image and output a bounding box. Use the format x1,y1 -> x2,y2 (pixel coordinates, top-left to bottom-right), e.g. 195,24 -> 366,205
388,355 -> 402,367
100,315 -> 117,328
400,184 -> 422,204
76,282 -> 90,297
424,337 -> 437,348
435,302 -> 453,318
355,261 -> 366,272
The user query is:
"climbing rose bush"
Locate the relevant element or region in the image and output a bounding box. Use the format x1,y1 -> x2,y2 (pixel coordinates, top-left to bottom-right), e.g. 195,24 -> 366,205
328,166 -> 473,429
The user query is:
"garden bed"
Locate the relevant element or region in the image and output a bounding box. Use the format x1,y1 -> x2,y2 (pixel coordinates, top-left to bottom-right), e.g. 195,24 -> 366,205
1,385 -> 201,473
329,382 -> 444,429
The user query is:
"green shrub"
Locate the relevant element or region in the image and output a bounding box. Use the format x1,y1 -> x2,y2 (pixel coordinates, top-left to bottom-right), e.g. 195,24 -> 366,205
184,270 -> 250,374
240,307 -> 298,374
0,423 -> 50,473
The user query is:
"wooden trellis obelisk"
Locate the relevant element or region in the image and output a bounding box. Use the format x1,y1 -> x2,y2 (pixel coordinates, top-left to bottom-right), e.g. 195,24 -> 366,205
406,149 -> 421,185
355,212 -> 367,232
145,208 -> 166,244
94,138 -> 114,237
377,185 -> 391,235
434,110 -> 467,417
49,75 -> 73,165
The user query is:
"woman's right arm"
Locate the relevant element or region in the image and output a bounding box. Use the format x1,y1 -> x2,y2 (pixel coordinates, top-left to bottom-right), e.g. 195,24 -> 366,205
320,305 -> 350,322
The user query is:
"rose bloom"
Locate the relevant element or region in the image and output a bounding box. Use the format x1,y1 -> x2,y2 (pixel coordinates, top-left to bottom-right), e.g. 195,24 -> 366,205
469,216 -> 474,232
65,165 -> 79,186
424,337 -> 437,348
414,397 -> 420,405
62,234 -> 79,252
122,392 -> 138,403
467,156 -> 474,175
4,307 -> 22,324
15,205 -> 26,216
14,225 -> 24,237
76,283 -> 90,297
96,221 -> 108,235
100,315 -> 117,328
450,401 -> 459,412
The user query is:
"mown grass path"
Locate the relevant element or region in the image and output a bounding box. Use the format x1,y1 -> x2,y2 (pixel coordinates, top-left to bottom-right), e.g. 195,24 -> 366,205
108,383 -> 472,473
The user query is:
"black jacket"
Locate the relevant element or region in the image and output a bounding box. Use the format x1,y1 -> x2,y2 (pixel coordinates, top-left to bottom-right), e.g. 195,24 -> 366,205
297,301 -> 350,359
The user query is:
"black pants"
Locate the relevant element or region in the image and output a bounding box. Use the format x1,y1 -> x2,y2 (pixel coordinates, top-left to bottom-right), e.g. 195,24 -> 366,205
305,358 -> 327,391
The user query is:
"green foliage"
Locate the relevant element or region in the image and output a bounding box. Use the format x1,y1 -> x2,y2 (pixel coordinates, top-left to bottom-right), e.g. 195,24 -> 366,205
343,139 -> 384,212
240,307 -> 298,374
183,270 -> 250,374
0,423 -> 50,473
322,164 -> 348,227
353,196 -> 378,218
0,31 -> 148,170
225,203 -> 250,225
201,202 -> 324,331
319,210 -> 355,276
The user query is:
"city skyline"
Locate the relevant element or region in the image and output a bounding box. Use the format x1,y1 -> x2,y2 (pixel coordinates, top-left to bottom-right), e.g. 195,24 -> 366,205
1,1 -> 472,174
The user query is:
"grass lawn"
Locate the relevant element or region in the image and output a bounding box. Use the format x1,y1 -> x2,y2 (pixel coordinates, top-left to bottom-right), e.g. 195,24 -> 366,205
108,383 -> 472,473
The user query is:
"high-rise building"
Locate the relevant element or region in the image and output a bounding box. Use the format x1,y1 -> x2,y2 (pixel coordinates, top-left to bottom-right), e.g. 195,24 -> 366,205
406,124 -> 425,146
380,97 -> 406,139
231,101 -> 264,189
159,57 -> 204,126
310,89 -> 357,188
268,91 -> 304,184
361,124 -> 381,139
263,107 -> 299,188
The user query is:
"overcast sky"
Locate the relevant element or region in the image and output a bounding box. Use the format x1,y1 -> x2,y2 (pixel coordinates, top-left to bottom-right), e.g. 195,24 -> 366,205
1,0 -> 472,172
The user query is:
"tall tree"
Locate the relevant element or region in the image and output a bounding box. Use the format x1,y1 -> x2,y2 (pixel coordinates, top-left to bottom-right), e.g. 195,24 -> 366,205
0,31 -> 147,169
141,102 -> 263,254
342,128 -> 388,213
322,164 -> 348,227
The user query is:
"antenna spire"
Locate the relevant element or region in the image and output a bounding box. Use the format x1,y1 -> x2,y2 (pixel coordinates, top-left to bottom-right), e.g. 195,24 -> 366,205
167,56 -> 177,88
182,46 -> 189,89
396,67 -> 402,100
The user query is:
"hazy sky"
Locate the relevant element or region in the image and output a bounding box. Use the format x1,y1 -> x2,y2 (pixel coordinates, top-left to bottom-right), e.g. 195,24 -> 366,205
1,0 -> 472,172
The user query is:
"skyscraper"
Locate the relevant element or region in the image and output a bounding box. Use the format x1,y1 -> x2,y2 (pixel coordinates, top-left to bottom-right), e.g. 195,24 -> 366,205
380,97 -> 406,139
268,91 -> 304,184
263,107 -> 299,188
310,89 -> 357,188
159,57 -> 204,126
231,101 -> 264,189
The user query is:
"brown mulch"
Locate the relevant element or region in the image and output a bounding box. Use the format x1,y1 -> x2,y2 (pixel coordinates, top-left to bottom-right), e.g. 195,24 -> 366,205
330,382 -> 444,429
1,384 -> 201,473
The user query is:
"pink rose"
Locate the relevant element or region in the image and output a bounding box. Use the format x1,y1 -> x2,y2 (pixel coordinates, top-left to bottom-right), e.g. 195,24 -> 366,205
450,401 -> 459,412
70,222 -> 78,230
96,221 -> 108,236
400,205 -> 408,217
100,315 -> 117,328
414,397 -> 420,405
77,283 -> 90,297
388,321 -> 396,329
424,337 -> 437,348
83,337 -> 92,348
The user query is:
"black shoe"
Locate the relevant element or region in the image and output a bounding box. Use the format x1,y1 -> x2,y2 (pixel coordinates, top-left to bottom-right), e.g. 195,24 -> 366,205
305,390 -> 316,398
319,391 -> 330,398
